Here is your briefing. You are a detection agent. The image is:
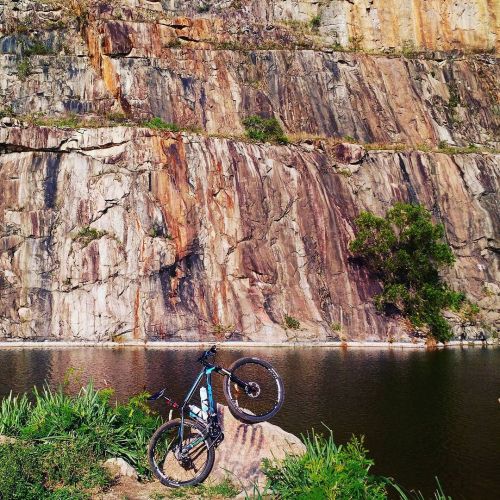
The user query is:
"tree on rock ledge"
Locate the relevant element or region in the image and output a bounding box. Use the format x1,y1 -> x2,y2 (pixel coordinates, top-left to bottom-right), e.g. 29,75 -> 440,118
349,203 -> 466,342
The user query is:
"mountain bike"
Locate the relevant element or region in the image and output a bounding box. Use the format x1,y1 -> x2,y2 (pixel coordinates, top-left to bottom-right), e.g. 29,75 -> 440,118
147,345 -> 285,487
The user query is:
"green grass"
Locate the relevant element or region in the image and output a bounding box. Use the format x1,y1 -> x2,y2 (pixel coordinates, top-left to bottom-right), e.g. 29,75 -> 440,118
0,441 -> 110,500
1,384 -> 453,499
260,430 -> 452,500
392,477 -> 452,500
0,382 -> 161,498
262,430 -> 388,499
162,477 -> 240,498
437,142 -> 480,154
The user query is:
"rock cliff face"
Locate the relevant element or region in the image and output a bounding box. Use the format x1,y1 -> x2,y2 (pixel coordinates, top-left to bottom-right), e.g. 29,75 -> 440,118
1,125 -> 497,341
0,0 -> 498,341
0,2 -> 498,146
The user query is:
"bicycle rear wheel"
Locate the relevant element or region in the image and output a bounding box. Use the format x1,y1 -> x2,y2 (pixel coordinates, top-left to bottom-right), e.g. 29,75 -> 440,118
223,357 -> 285,423
148,418 -> 215,487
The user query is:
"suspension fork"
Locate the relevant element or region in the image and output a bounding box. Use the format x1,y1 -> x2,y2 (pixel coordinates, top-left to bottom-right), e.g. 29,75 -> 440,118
217,366 -> 251,392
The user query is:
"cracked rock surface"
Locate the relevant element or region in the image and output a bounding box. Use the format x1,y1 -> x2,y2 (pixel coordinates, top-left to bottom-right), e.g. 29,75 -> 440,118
1,126 -> 498,341
0,1 -> 498,342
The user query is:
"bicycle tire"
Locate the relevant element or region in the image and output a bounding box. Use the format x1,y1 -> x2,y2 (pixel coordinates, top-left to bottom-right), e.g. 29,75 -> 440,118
223,357 -> 285,424
148,418 -> 215,487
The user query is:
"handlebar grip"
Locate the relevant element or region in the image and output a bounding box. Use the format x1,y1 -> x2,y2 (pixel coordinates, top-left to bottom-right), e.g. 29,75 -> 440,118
197,345 -> 217,363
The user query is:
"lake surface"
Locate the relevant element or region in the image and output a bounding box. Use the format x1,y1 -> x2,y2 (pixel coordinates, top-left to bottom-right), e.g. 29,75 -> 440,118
0,346 -> 499,499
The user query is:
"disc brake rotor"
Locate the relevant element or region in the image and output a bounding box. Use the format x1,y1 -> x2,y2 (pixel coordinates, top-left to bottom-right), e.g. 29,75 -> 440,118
246,381 -> 261,398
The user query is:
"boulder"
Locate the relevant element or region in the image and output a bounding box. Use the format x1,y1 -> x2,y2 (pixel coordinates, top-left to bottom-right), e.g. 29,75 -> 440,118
334,142 -> 367,164
207,404 -> 306,488
103,457 -> 139,480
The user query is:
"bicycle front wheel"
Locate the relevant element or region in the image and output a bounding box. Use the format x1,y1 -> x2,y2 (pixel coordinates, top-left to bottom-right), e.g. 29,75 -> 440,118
148,418 -> 215,487
223,357 -> 285,423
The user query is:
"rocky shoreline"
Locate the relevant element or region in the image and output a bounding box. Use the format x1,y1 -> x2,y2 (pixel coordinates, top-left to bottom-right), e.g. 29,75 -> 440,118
0,339 -> 497,349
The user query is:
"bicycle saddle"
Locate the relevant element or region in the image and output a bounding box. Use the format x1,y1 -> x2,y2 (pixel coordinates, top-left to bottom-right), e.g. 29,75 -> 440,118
147,388 -> 166,401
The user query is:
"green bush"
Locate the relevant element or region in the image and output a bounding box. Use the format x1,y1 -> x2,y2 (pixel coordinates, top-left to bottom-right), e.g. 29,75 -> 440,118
196,2 -> 211,13
263,430 -> 387,499
0,106 -> 15,119
0,383 -> 161,477
0,441 -> 109,499
310,15 -> 321,29
349,203 -> 465,342
24,40 -> 52,56
284,314 -> 300,330
16,58 -> 32,80
143,117 -> 180,132
242,115 -> 288,144
73,226 -> 107,246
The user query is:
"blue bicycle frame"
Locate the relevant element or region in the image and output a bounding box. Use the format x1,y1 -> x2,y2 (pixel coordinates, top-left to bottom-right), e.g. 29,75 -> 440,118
179,364 -> 219,450
148,346 -> 252,453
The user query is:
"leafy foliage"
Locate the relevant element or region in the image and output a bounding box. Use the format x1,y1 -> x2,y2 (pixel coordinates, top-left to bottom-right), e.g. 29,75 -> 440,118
242,115 -> 289,144
0,440 -> 109,499
73,226 -> 107,246
0,382 -> 161,480
349,203 -> 465,342
23,40 -> 52,56
310,15 -> 322,29
262,430 -> 387,499
284,315 -> 300,330
16,58 -> 32,80
143,117 -> 180,132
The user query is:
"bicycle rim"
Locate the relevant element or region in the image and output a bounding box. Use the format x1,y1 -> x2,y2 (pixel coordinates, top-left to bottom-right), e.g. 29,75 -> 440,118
150,420 -> 213,486
226,359 -> 283,419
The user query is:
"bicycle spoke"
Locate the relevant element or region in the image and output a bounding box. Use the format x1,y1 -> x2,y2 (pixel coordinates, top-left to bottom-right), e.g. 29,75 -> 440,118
151,422 -> 211,485
228,362 -> 280,417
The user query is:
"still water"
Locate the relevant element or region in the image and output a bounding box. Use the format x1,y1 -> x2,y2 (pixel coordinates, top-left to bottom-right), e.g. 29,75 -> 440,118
0,346 -> 498,499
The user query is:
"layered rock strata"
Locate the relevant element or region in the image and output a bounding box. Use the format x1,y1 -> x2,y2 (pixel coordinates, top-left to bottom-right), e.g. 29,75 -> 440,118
0,3 -> 498,147
0,0 -> 498,342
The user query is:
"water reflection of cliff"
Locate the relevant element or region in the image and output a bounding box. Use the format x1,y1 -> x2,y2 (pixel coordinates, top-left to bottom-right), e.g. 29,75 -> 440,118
0,347 -> 499,499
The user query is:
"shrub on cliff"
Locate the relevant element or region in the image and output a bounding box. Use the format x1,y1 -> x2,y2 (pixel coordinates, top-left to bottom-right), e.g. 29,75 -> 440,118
349,203 -> 465,342
242,115 -> 289,144
143,117 -> 180,132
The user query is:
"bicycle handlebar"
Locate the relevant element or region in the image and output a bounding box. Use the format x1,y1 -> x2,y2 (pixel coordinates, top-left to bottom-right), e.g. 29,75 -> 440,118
197,345 -> 217,363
